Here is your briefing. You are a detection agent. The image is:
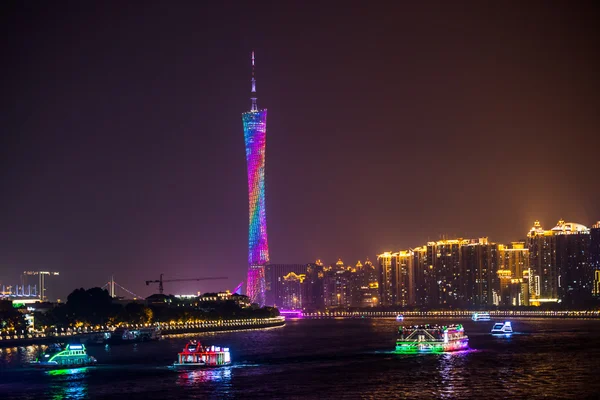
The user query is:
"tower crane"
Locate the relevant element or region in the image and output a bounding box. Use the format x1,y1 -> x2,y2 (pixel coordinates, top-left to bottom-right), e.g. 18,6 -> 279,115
145,274 -> 228,295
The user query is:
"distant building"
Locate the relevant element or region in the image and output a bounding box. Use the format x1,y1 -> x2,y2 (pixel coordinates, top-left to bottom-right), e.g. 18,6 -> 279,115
497,242 -> 530,306
461,238 -> 499,307
413,246 -> 434,307
553,221 -> 592,306
264,264 -> 308,308
304,262 -> 325,310
527,221 -> 559,303
145,294 -> 172,307
280,272 -> 305,310
428,240 -> 469,307
591,222 -> 600,296
377,253 -> 393,306
377,251 -> 413,307
199,291 -> 251,309
21,271 -> 60,302
527,220 -> 594,306
352,259 -> 379,307
323,261 -> 352,308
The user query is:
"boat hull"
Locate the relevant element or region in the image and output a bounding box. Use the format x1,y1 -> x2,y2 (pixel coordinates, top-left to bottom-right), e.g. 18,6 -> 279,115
30,361 -> 96,369
172,362 -> 231,369
396,340 -> 469,353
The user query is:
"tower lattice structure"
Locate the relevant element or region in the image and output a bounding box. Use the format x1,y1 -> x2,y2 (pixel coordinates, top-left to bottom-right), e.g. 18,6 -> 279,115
242,51 -> 269,306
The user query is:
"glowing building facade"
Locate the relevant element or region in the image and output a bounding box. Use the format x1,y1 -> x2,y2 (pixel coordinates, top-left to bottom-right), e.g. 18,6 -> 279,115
242,52 -> 269,306
377,251 -> 413,307
592,222 -> 600,296
527,219 -> 593,305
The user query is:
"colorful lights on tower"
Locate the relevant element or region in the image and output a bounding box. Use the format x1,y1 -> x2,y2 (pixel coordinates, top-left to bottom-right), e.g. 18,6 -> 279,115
242,51 -> 269,306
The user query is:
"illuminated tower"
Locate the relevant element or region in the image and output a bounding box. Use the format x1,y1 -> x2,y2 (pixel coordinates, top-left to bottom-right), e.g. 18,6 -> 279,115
242,51 -> 269,306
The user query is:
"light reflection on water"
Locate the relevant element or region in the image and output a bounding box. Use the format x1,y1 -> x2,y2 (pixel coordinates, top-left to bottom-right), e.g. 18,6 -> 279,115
48,368 -> 89,400
0,344 -> 47,366
176,367 -> 232,387
2,319 -> 600,399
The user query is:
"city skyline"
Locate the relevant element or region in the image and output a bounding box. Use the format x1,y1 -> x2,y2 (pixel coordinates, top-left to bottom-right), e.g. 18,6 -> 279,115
2,217 -> 598,301
2,2 -> 599,298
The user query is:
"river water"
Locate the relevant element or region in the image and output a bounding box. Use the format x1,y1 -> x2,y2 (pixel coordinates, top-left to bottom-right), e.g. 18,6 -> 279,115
1,318 -> 599,399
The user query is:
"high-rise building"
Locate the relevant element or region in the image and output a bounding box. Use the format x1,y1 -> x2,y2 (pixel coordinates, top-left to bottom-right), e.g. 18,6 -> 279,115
428,240 -> 469,307
412,246 -> 434,307
280,272 -> 306,310
461,238 -> 499,307
527,221 -> 558,303
305,261 -> 325,310
322,259 -> 353,308
377,252 -> 393,306
21,271 -> 60,301
352,259 -> 379,307
527,220 -> 593,306
553,220 -> 592,306
591,222 -> 600,296
377,251 -> 414,307
497,242 -> 530,306
242,51 -> 269,306
264,264 -> 308,307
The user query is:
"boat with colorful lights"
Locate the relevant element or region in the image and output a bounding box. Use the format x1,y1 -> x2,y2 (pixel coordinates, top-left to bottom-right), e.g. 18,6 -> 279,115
173,340 -> 231,369
491,321 -> 513,334
396,324 -> 469,353
471,312 -> 491,321
29,343 -> 97,369
396,314 -> 404,322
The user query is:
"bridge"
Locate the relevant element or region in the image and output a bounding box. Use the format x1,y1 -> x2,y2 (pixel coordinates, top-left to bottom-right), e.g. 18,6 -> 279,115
101,276 -> 144,299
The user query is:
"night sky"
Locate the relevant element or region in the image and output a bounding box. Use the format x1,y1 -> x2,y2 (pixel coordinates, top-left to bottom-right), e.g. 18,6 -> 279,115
2,1 -> 599,299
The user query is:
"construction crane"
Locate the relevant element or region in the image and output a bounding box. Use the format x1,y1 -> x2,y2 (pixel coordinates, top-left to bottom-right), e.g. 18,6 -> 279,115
145,274 -> 228,295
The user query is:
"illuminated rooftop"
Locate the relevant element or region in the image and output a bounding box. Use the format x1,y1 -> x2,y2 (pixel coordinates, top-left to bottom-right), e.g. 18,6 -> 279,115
550,219 -> 589,234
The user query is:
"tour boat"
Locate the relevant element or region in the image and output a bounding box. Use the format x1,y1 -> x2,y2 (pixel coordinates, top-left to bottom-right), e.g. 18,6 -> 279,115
491,321 -> 513,335
471,312 -> 491,321
108,326 -> 162,343
396,314 -> 404,322
30,343 -> 97,369
173,340 -> 231,369
396,324 -> 469,353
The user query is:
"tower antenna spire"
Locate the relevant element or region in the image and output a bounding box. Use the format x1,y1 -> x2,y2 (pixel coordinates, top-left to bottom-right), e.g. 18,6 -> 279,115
251,51 -> 257,111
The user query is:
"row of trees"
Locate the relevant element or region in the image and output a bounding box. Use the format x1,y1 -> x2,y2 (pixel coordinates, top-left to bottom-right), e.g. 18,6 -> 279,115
33,287 -> 279,329
0,300 -> 27,331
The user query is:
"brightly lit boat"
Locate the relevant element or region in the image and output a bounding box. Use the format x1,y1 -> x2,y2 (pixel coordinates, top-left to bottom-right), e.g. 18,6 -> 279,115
471,312 -> 491,321
491,321 -> 513,335
173,340 -> 231,369
396,314 -> 404,322
30,343 -> 97,369
396,324 -> 469,353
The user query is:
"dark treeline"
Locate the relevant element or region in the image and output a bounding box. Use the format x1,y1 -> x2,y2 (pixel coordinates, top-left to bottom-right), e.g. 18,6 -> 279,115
31,287 -> 280,329
0,300 -> 28,332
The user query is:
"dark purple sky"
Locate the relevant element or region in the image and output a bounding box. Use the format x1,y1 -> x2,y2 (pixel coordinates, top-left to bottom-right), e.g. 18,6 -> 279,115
1,1 -> 599,299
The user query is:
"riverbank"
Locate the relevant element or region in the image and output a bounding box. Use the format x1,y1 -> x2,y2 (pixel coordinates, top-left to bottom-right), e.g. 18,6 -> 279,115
161,316 -> 285,335
0,316 -> 285,348
299,310 -> 600,319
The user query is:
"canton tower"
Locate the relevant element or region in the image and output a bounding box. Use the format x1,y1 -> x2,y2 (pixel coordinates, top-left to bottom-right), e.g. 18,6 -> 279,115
242,51 -> 269,306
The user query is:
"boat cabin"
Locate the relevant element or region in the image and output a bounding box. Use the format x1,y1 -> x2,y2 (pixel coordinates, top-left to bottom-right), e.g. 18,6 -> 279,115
177,340 -> 231,366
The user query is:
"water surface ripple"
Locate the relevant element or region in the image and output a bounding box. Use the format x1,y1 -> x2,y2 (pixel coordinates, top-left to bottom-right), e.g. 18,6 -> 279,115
1,319 -> 599,399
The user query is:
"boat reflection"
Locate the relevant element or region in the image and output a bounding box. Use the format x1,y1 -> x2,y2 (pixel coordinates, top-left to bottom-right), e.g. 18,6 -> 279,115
436,349 -> 476,397
46,366 -> 90,376
176,366 -> 232,386
46,368 -> 89,400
